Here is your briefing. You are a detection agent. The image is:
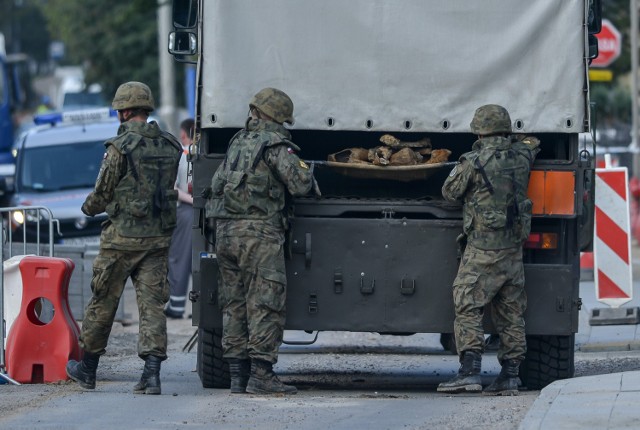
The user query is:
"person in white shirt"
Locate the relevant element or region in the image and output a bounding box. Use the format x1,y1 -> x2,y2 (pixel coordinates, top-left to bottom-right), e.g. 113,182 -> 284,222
165,118 -> 194,319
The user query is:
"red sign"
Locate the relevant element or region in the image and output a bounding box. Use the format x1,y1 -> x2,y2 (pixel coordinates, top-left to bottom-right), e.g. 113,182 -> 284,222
591,19 -> 622,68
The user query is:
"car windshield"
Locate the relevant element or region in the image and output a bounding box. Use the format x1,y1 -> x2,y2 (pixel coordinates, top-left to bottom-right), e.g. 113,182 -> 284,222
18,140 -> 104,192
62,92 -> 106,109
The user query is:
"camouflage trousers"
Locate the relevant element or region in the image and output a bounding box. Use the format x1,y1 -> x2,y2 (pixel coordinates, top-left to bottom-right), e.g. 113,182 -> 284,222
452,242 -> 526,363
80,247 -> 170,360
216,234 -> 287,364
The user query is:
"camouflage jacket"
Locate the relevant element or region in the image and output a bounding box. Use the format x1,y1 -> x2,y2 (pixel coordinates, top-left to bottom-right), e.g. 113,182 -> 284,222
442,136 -> 540,250
82,120 -> 181,249
207,119 -> 313,232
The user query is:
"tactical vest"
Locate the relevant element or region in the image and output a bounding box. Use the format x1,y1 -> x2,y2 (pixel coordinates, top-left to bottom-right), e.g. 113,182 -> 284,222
105,131 -> 182,238
207,128 -> 290,227
463,138 -> 534,250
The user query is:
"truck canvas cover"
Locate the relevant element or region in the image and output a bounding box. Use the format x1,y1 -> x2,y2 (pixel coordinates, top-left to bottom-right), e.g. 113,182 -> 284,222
200,0 -> 588,133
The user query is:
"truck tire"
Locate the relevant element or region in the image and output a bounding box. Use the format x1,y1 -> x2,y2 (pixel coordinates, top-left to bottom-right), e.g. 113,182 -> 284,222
439,333 -> 458,355
520,334 -> 575,390
197,327 -> 230,388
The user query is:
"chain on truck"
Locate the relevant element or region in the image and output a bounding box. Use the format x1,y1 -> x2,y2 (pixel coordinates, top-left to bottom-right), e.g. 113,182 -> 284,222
168,0 -> 601,390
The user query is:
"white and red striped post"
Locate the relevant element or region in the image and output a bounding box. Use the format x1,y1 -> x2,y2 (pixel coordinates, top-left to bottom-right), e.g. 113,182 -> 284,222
593,160 -> 633,308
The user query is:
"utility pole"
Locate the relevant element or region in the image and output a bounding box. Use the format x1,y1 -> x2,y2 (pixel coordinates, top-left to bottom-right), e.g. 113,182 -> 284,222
632,0 -> 639,177
157,0 -> 179,135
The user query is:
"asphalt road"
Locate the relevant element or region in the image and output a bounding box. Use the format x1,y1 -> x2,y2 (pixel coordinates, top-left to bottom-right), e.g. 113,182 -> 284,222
3,245 -> 640,429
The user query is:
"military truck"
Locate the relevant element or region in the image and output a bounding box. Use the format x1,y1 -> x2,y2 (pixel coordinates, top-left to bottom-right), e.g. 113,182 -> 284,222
169,0 -> 601,390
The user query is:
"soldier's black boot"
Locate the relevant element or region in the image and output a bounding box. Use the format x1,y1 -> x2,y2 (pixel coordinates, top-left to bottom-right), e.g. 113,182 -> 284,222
484,359 -> 521,396
246,359 -> 297,395
66,351 -> 100,389
229,359 -> 250,393
133,355 -> 162,395
437,350 -> 482,393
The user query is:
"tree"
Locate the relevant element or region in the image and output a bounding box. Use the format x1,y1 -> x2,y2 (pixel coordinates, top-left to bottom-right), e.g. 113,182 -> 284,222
589,0 -> 634,141
39,0 -> 163,100
602,0 -> 630,75
0,0 -> 50,63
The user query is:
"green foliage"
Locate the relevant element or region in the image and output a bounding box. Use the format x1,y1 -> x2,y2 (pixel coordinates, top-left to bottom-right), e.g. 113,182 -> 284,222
591,83 -> 632,124
0,0 -> 50,63
40,0 -> 160,99
601,0 -> 629,74
591,1 -> 633,130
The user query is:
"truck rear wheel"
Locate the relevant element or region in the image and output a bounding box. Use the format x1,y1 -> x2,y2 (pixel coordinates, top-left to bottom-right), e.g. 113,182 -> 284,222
197,327 -> 230,388
439,333 -> 458,355
520,334 -> 575,390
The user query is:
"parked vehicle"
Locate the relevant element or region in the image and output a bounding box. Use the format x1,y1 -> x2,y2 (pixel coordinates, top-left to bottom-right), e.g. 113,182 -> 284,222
170,0 -> 601,390
6,108 -> 118,244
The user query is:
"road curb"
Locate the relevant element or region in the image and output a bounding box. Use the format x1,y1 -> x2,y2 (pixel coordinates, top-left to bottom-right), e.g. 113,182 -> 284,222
578,340 -> 640,353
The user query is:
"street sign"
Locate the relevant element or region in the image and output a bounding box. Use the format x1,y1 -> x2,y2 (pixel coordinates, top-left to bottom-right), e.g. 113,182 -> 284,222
589,69 -> 613,82
591,19 -> 621,68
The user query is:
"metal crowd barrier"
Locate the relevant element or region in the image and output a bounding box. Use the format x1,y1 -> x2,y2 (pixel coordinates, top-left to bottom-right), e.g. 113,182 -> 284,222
0,206 -> 60,385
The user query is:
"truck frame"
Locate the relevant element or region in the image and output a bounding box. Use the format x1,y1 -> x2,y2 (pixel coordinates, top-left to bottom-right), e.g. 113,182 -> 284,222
169,0 -> 601,390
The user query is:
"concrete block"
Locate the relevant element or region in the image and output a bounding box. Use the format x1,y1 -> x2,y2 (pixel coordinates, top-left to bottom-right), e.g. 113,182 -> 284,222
580,341 -> 630,352
628,341 -> 640,351
580,269 -> 594,281
589,307 -> 640,326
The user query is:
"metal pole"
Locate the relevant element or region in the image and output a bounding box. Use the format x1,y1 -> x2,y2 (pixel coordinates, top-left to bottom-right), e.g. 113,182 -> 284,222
632,0 -> 639,177
157,0 -> 179,136
0,216 -> 5,374
0,218 -> 20,385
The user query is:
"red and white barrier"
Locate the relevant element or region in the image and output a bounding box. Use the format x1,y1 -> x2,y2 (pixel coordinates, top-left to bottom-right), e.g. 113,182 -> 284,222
593,166 -> 633,308
580,251 -> 594,272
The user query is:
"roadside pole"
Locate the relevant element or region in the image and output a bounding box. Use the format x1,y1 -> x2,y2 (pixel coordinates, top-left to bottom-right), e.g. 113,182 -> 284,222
632,0 -> 639,177
157,0 -> 179,136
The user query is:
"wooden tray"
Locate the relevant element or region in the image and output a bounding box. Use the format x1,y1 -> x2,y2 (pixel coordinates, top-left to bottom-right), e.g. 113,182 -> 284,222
322,161 -> 457,182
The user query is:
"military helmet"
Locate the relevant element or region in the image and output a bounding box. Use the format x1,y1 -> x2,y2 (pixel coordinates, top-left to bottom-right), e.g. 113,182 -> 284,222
249,88 -> 294,124
112,81 -> 155,112
470,104 -> 512,135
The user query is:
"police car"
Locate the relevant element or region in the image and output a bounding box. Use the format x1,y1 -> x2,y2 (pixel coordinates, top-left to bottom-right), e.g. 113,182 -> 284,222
7,108 -> 118,244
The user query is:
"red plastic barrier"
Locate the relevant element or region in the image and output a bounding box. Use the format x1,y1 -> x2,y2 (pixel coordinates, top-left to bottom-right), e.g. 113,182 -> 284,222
631,194 -> 640,245
5,256 -> 81,383
630,176 -> 640,199
580,252 -> 594,270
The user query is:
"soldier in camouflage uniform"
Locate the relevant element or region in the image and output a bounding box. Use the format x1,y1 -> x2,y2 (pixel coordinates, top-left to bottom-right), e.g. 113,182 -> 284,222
437,105 -> 540,396
207,88 -> 315,394
66,82 -> 182,395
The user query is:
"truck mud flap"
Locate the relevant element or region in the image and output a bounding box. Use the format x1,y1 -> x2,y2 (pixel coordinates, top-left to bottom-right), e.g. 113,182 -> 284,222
522,264 -> 578,335
197,254 -> 223,329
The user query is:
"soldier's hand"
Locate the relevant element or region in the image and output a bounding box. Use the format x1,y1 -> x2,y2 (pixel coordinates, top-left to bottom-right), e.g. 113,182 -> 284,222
310,162 -> 322,197
522,136 -> 540,148
81,202 -> 91,217
313,177 -> 322,197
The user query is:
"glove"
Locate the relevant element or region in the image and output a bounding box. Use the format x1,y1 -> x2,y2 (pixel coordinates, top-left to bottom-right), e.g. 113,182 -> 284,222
310,162 -> 322,197
81,202 -> 91,217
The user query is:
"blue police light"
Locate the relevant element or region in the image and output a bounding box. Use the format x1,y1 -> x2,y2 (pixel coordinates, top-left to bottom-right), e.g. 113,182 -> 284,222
33,108 -> 117,126
33,112 -> 63,126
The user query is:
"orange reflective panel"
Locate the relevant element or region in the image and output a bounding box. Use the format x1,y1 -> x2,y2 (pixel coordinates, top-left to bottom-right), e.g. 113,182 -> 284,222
527,171 -> 575,215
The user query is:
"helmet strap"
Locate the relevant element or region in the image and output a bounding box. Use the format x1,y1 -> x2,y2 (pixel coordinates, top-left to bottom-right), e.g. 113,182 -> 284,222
118,110 -> 131,123
254,108 -> 278,124
119,109 -> 148,123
